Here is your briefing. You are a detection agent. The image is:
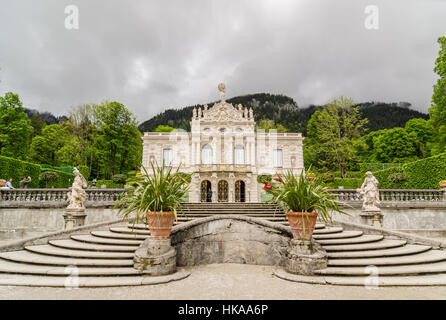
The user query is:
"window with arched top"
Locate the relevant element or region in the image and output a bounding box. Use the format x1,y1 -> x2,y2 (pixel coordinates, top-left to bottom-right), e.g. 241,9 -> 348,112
234,144 -> 244,165
201,144 -> 212,165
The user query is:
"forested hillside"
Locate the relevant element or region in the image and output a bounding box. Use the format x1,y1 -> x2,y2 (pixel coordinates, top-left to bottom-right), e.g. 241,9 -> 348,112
137,93 -> 428,134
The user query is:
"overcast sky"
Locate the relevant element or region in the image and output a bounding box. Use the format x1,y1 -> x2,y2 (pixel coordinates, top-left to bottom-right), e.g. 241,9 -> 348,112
0,0 -> 445,122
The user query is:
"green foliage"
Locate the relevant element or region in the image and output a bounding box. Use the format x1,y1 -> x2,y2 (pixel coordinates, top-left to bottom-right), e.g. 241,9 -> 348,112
372,154 -> 446,189
327,178 -> 363,189
112,174 -> 127,185
115,163 -> 191,224
0,155 -> 40,188
319,172 -> 335,184
257,174 -> 272,184
373,167 -> 407,189
359,125 -> 427,163
38,168 -> 74,188
93,101 -> 142,179
388,172 -> 409,184
306,96 -> 368,178
88,180 -> 123,188
0,92 -> 33,160
402,153 -> 446,189
256,120 -> 287,133
360,163 -> 402,173
77,165 -> 90,181
138,93 -> 428,135
39,171 -> 59,188
155,125 -> 175,132
266,169 -> 347,239
428,36 -> 446,154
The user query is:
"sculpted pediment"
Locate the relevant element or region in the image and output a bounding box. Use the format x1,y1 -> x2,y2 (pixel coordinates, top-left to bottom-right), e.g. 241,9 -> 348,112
202,101 -> 244,121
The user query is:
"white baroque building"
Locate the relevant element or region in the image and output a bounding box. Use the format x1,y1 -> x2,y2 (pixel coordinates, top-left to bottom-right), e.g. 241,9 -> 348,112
142,84 -> 304,203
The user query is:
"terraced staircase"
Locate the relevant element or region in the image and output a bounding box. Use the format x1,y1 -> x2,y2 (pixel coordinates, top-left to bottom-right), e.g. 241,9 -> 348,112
276,223 -> 446,286
0,203 -> 445,287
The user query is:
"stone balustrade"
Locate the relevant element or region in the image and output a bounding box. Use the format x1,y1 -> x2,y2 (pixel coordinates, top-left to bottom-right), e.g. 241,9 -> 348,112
0,188 -> 126,208
328,189 -> 446,203
0,188 -> 445,208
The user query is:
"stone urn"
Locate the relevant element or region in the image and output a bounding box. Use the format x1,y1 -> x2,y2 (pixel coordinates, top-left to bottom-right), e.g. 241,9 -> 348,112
145,212 -> 175,238
286,211 -> 318,240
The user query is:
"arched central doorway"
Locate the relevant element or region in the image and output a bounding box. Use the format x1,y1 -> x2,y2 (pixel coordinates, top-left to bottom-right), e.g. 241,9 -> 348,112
201,180 -> 212,202
235,180 -> 246,202
218,180 -> 229,202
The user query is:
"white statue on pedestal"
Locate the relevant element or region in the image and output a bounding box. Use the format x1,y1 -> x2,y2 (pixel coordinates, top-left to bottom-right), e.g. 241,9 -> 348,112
357,171 -> 380,211
67,168 -> 87,209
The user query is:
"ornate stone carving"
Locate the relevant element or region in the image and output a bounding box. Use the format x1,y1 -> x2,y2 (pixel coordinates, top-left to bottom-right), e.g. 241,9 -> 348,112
201,85 -> 253,122
67,168 -> 87,209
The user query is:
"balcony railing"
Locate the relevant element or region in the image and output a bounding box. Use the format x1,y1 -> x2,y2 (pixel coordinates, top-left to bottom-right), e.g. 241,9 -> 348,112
328,189 -> 446,202
0,188 -> 126,206
0,188 -> 445,206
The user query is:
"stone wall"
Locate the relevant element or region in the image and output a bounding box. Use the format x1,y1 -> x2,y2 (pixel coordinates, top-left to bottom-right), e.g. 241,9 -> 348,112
171,215 -> 292,266
334,202 -> 446,237
0,207 -> 119,239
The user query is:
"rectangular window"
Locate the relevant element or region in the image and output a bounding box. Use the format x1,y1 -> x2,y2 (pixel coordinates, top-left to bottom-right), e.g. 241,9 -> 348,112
234,145 -> 244,165
163,149 -> 172,166
273,149 -> 283,168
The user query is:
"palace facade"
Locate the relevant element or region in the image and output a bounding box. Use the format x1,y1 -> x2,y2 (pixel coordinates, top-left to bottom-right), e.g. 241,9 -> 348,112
141,84 -> 304,203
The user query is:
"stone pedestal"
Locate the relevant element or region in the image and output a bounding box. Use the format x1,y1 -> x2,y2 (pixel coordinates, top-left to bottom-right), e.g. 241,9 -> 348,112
63,207 -> 87,230
360,209 -> 383,228
285,239 -> 327,275
134,237 -> 176,276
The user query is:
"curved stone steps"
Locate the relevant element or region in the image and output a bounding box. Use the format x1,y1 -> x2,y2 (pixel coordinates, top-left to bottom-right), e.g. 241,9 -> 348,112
322,239 -> 407,252
327,244 -> 432,259
0,269 -> 191,287
0,250 -> 133,267
49,239 -> 138,252
274,269 -> 446,286
317,234 -> 384,245
90,230 -> 148,241
313,230 -> 363,240
315,260 -> 446,276
328,250 -> 446,267
313,227 -> 344,235
70,234 -> 143,246
0,259 -> 141,276
25,245 -> 134,259
110,227 -> 151,235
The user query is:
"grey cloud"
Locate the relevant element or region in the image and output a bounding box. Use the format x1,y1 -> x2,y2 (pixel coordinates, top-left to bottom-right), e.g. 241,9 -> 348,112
0,0 -> 445,122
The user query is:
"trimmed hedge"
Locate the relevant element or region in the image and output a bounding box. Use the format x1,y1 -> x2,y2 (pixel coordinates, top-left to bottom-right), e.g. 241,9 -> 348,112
0,155 -> 41,188
88,180 -> 124,189
360,163 -> 401,173
372,153 -> 446,189
327,178 -> 362,189
38,168 -> 74,188
373,167 -> 407,189
403,153 -> 446,189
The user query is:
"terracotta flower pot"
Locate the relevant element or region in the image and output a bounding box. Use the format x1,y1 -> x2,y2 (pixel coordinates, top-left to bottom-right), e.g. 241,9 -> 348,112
286,211 -> 318,240
145,211 -> 175,238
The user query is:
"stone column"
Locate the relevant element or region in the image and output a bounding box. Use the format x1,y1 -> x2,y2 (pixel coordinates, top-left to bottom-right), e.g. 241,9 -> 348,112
285,239 -> 328,276
134,237 -> 176,275
63,207 -> 87,229
360,209 -> 384,228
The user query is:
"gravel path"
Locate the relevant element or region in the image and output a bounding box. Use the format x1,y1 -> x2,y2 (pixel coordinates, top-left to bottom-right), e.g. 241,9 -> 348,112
0,264 -> 445,300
